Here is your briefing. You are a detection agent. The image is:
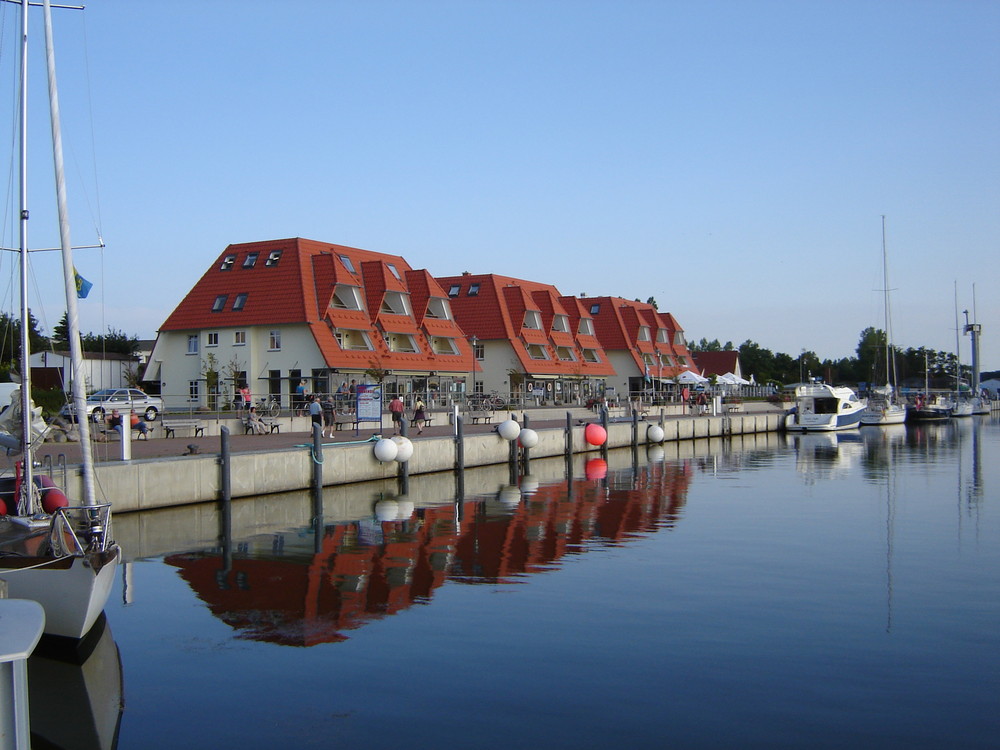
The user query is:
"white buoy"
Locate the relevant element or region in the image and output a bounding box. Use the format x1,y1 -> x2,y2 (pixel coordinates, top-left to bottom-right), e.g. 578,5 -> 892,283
518,428 -> 538,448
374,499 -> 399,522
498,418 -> 521,441
647,424 -> 665,443
373,438 -> 398,462
396,498 -> 415,520
391,435 -> 414,462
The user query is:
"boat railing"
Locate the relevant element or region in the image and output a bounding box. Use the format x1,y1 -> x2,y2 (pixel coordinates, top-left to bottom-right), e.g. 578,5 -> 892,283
48,502 -> 113,557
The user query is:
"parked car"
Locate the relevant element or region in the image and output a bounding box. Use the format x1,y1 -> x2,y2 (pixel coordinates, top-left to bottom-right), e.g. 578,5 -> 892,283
60,388 -> 163,423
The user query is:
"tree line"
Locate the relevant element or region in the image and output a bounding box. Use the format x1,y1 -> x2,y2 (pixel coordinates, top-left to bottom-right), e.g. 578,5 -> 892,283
690,327 -> 996,389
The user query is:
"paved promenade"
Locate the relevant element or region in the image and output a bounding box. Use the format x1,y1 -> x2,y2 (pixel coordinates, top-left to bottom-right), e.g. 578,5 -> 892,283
34,402 -> 784,466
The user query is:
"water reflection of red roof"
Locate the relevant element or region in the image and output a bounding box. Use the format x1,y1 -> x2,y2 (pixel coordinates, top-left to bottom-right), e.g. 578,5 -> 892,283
165,462 -> 692,646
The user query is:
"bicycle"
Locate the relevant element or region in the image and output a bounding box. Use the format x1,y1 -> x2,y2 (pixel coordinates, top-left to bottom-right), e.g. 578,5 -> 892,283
469,391 -> 506,412
257,396 -> 281,418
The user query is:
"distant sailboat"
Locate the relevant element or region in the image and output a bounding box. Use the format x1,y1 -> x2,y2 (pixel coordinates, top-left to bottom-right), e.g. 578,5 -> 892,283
862,216 -> 906,426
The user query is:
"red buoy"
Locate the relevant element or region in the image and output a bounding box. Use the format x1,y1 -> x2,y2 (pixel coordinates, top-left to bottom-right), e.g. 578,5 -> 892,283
0,499 -> 6,515
584,423 -> 607,446
41,488 -> 70,514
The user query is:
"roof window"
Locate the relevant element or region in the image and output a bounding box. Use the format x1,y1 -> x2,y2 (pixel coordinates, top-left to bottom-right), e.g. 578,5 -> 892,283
212,295 -> 228,312
265,250 -> 282,266
448,284 -> 460,297
233,293 -> 248,311
589,303 -> 600,315
243,252 -> 259,269
467,283 -> 480,296
220,255 -> 236,271
386,263 -> 402,281
338,255 -> 356,273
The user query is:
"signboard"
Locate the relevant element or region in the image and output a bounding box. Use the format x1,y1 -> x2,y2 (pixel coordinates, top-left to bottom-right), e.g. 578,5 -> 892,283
355,384 -> 382,424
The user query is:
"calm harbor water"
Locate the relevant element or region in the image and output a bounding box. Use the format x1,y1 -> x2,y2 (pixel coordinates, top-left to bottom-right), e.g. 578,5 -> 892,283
33,416 -> 999,749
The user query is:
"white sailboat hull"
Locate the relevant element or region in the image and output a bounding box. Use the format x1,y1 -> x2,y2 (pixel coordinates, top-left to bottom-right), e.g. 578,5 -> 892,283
0,545 -> 120,640
861,402 -> 907,425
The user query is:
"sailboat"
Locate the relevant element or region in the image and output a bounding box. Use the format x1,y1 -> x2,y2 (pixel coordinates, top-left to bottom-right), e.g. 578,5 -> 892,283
861,217 -> 907,426
950,284 -> 973,418
0,0 -> 121,640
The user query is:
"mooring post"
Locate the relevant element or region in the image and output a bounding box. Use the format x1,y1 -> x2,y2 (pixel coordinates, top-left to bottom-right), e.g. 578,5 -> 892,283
521,413 -> 530,472
632,410 -> 638,447
455,414 -> 465,500
312,422 -> 323,490
220,427 -> 231,508
219,427 -> 232,579
399,418 -> 409,493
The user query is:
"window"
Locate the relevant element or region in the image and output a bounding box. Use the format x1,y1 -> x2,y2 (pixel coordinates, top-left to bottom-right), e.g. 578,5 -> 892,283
523,311 -> 542,330
207,332 -> 219,347
638,326 -> 651,342
265,250 -> 282,266
338,254 -> 355,273
556,346 -> 577,362
526,343 -> 549,360
430,336 -> 458,355
334,328 -> 374,351
589,303 -> 600,315
384,332 -> 418,353
674,331 -> 687,347
234,331 -> 246,346
380,291 -> 411,316
677,355 -> 689,367
473,342 -> 484,360
582,349 -> 601,363
188,380 -> 199,401
467,283 -> 480,296
243,252 -> 259,268
660,354 -> 674,367
578,318 -> 595,336
220,255 -> 236,271
386,263 -> 401,280
425,297 -> 451,320
187,335 -> 198,354
643,353 -> 655,366
552,314 -> 570,333
448,284 -> 461,298
657,328 -> 670,344
331,284 -> 364,311
269,330 -> 281,350
212,295 -> 228,312
233,293 -> 248,311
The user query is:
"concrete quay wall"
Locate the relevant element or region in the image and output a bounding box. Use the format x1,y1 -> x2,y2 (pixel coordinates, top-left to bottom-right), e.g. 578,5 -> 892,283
79,411 -> 784,514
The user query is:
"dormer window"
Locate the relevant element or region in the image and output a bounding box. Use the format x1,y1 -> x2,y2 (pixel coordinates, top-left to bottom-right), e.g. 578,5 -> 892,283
552,314 -> 570,333
657,328 -> 670,343
338,255 -> 355,273
212,295 -> 228,312
523,311 -> 542,330
638,326 -> 651,342
265,250 -> 282,266
233,293 -> 248,311
380,290 -> 411,316
526,343 -> 549,360
220,255 -> 236,271
556,346 -> 576,362
674,331 -> 687,347
448,284 -> 461,298
383,332 -> 418,353
578,318 -> 595,336
582,348 -> 601,363
243,252 -> 259,269
467,283 -> 480,296
425,297 -> 452,320
331,284 -> 364,311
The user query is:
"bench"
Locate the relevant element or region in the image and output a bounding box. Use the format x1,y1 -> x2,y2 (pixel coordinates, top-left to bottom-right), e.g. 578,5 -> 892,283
162,419 -> 205,439
726,405 -> 744,413
244,417 -> 280,434
466,410 -> 493,424
333,413 -> 356,431
409,413 -> 434,428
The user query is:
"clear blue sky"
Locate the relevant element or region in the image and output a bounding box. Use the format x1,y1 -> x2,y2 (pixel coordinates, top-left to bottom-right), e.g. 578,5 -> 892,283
4,0 -> 998,371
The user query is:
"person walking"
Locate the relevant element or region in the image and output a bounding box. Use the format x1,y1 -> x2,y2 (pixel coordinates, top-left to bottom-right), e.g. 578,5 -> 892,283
389,395 -> 405,434
321,394 -> 335,438
308,394 -> 323,433
412,396 -> 427,434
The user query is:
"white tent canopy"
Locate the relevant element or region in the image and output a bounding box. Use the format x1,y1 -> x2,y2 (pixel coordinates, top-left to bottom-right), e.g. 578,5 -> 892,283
721,372 -> 750,385
675,370 -> 709,384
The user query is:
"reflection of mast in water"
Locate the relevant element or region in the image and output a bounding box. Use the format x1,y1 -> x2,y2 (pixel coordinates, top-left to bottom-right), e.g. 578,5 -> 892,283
884,444 -> 896,634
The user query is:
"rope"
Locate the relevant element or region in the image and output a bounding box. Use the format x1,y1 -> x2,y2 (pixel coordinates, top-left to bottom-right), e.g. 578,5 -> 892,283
0,555 -> 70,573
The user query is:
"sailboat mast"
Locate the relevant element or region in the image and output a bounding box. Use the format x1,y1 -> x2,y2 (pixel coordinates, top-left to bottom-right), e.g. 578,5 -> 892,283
17,0 -> 36,512
881,216 -> 891,386
42,0 -> 97,503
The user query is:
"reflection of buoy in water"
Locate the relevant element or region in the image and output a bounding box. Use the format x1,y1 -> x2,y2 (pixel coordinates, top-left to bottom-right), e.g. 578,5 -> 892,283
519,474 -> 539,495
396,498 -> 414,520
646,445 -> 665,463
498,485 -> 521,506
391,436 -> 414,462
646,424 -> 665,443
585,458 -> 608,480
498,419 -> 521,441
518,428 -> 538,448
374,499 -> 399,522
584,423 -> 607,446
41,487 -> 70,514
373,438 -> 398,462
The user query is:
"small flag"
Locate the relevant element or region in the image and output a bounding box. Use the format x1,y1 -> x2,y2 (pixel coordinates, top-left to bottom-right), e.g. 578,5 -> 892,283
74,268 -> 93,299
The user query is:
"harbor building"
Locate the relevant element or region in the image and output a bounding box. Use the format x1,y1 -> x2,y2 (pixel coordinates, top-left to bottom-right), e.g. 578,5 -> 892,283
435,273 -> 616,405
146,238 -> 475,410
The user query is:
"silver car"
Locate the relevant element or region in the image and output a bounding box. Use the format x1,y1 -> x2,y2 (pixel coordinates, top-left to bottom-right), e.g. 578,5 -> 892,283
60,388 -> 163,422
